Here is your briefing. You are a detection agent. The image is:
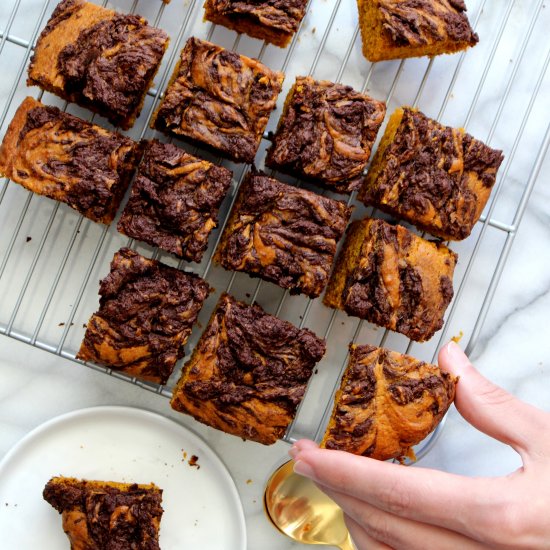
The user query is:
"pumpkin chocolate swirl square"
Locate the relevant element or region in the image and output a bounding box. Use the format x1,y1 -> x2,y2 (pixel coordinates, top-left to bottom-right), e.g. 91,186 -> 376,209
171,293 -> 326,444
266,76 -> 386,194
0,97 -> 140,225
27,0 -> 169,130
321,344 -> 457,461
357,0 -> 478,62
324,218 -> 457,342
43,477 -> 163,549
359,107 -> 504,240
203,0 -> 309,48
118,140 -> 233,263
214,169 -> 352,298
77,248 -> 210,385
153,37 -> 284,164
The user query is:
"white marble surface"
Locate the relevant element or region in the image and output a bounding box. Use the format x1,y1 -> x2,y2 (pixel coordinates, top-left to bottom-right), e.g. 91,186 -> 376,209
1,0 -> 549,549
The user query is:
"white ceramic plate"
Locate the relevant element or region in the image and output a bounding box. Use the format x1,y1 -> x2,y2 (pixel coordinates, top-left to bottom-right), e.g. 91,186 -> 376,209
0,406 -> 246,549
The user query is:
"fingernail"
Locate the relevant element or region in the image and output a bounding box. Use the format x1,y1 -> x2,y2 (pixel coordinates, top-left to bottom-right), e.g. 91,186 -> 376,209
446,341 -> 468,366
294,459 -> 315,479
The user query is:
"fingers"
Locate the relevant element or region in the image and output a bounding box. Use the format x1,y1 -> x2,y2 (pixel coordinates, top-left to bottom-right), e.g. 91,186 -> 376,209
344,514 -> 394,550
324,486 -> 490,550
291,445 -> 503,542
439,341 -> 550,456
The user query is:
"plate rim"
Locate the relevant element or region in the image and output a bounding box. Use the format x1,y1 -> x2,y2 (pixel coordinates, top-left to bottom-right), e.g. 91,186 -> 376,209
0,404 -> 247,549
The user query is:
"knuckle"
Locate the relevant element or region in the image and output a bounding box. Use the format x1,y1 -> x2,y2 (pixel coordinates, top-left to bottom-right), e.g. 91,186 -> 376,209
377,480 -> 412,515
362,511 -> 394,544
476,381 -> 514,407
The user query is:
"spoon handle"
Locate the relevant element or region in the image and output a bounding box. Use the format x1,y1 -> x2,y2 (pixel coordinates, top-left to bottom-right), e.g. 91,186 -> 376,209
339,531 -> 356,550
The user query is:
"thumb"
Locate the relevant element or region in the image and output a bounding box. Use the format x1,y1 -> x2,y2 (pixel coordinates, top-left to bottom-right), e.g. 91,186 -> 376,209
438,341 -> 550,457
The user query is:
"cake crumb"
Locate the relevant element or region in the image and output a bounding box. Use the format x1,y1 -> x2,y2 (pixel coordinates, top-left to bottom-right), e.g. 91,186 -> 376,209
246,479 -> 252,484
451,331 -> 464,343
188,455 -> 200,469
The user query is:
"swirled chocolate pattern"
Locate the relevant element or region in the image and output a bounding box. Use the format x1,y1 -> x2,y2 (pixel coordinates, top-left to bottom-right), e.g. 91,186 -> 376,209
77,248 -> 210,385
204,0 -> 308,47
324,218 -> 457,342
118,140 -> 232,263
0,97 -> 139,224
321,344 -> 457,461
266,76 -> 386,193
171,293 -> 326,445
214,170 -> 352,297
28,0 -> 169,129
357,0 -> 478,62
153,37 -> 284,163
359,107 -> 504,240
43,477 -> 163,550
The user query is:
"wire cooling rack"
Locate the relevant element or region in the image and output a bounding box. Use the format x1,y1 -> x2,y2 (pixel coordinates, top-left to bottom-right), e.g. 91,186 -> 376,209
0,0 -> 548,453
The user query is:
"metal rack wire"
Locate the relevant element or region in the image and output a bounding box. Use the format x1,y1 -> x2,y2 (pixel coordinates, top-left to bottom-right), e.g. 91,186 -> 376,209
0,0 -> 548,456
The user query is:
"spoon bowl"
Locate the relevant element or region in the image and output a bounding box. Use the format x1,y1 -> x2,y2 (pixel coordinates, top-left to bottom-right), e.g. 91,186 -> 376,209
264,460 -> 354,549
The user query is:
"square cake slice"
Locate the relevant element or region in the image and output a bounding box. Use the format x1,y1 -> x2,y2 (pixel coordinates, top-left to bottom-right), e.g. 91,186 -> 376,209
43,477 -> 163,549
170,293 -> 326,444
0,97 -> 140,224
28,0 -> 169,130
203,0 -> 308,48
324,218 -> 457,342
266,76 -> 386,194
321,344 -> 457,461
153,37 -> 284,163
214,170 -> 352,297
77,248 -> 210,385
359,107 -> 504,240
118,140 -> 233,263
357,0 -> 478,62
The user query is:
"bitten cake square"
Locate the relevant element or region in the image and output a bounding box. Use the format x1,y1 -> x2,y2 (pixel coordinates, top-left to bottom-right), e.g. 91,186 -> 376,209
77,248 -> 210,385
266,76 -> 386,194
118,140 -> 233,263
28,0 -> 169,130
321,344 -> 456,461
171,293 -> 326,444
324,218 -> 457,342
357,0 -> 478,62
0,97 -> 140,225
214,170 -> 352,297
153,37 -> 284,163
203,0 -> 308,48
43,477 -> 163,549
359,107 -> 504,240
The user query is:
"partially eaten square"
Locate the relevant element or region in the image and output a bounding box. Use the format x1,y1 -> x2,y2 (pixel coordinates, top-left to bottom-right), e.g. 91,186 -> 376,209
171,293 -> 326,444
43,477 -> 163,549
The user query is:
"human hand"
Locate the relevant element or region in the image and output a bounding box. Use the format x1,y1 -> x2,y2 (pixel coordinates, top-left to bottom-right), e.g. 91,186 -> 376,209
289,341 -> 550,549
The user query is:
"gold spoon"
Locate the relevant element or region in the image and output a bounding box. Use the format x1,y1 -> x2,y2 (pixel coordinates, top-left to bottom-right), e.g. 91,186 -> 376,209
264,460 -> 355,550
